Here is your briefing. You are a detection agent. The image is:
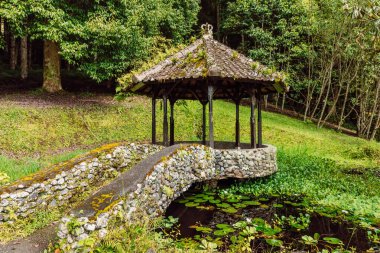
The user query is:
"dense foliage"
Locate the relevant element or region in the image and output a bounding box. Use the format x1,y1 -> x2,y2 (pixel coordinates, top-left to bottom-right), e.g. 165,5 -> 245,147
0,0 -> 200,81
219,0 -> 380,139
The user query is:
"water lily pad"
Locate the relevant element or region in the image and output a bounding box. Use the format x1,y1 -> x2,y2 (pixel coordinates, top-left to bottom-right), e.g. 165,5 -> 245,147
216,203 -> 231,208
273,204 -> 283,208
259,198 -> 269,202
227,198 -> 240,203
194,198 -> 208,203
233,203 -> 247,208
243,201 -> 261,206
185,202 -> 199,207
221,207 -> 238,214
177,199 -> 189,204
209,199 -> 221,204
260,204 -> 269,209
196,205 -> 214,211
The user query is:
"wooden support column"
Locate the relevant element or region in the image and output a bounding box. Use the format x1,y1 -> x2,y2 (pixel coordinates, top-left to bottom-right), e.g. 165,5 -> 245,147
257,88 -> 263,148
208,85 -> 214,148
202,102 -> 207,145
163,93 -> 169,146
152,94 -> 156,144
235,99 -> 240,148
250,91 -> 256,148
170,99 -> 175,145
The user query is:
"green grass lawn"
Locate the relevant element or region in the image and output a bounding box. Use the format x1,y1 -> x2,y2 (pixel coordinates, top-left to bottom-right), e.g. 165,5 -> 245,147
0,96 -> 378,183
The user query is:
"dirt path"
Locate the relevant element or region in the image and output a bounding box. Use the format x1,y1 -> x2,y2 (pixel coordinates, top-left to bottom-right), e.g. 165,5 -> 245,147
0,91 -> 118,108
0,223 -> 58,253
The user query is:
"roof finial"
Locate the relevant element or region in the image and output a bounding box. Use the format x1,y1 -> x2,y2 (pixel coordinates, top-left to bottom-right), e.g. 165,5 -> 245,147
201,23 -> 213,37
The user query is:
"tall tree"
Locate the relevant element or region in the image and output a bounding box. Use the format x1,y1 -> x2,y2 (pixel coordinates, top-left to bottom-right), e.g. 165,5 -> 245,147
0,0 -> 200,91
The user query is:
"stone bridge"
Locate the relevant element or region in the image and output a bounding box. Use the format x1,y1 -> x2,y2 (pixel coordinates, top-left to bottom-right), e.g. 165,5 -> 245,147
0,142 -> 277,252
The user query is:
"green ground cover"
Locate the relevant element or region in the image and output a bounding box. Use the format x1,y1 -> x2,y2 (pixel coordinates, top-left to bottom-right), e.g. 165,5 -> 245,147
0,93 -> 379,251
0,96 -> 378,184
1,95 -> 378,216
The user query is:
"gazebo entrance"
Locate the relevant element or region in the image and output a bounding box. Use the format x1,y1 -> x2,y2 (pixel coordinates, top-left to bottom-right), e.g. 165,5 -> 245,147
151,84 -> 264,149
128,24 -> 288,149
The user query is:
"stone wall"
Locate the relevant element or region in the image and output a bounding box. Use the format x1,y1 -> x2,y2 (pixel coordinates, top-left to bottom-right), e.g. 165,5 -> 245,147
0,143 -> 163,223
57,144 -> 277,251
214,145 -> 277,179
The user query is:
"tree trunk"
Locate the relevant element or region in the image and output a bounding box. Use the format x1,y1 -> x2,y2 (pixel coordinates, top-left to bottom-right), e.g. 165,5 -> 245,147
367,79 -> 380,139
20,36 -> 28,79
275,93 -> 279,108
9,34 -> 16,70
4,20 -> 9,54
281,93 -> 286,111
28,38 -> 32,70
43,40 -> 62,92
370,106 -> 380,141
216,0 -> 221,41
264,95 -> 268,109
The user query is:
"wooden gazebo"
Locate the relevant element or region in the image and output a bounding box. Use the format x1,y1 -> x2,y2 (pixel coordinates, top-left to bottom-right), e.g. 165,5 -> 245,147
127,24 -> 288,149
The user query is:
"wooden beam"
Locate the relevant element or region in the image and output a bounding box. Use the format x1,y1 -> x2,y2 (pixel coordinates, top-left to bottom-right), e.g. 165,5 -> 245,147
235,99 -> 240,148
250,91 -> 256,148
170,99 -> 175,145
208,85 -> 214,148
163,93 -> 169,146
235,86 -> 241,148
152,95 -> 156,144
257,88 -> 262,148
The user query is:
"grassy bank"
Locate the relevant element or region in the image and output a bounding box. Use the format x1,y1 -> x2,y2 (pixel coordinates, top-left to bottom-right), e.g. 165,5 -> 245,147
0,95 -> 379,183
224,150 -> 380,219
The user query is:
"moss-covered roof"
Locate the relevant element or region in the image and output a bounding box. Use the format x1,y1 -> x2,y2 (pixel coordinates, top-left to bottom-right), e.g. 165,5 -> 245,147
128,25 -> 289,98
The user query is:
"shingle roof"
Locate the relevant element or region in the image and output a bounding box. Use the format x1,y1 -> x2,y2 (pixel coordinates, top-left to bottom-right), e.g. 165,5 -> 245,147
128,25 -> 288,99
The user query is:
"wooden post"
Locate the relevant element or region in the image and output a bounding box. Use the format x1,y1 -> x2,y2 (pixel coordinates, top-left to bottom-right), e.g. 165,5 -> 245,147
202,102 -> 207,145
235,99 -> 240,148
163,93 -> 169,146
152,94 -> 156,144
250,91 -> 256,148
170,99 -> 175,145
208,85 -> 214,148
257,88 -> 263,148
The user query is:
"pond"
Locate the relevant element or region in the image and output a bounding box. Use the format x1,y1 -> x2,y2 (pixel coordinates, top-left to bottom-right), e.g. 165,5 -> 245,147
163,183 -> 379,252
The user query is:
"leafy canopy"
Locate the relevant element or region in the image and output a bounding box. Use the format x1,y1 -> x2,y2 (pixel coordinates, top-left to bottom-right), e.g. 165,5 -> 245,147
0,0 -> 200,81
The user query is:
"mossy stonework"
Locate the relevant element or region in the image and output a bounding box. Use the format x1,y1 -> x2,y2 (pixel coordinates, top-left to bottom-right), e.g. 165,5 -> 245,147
56,144 -> 277,251
0,143 -> 163,223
